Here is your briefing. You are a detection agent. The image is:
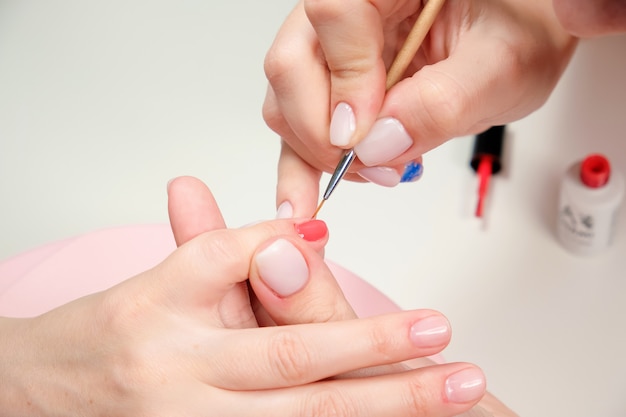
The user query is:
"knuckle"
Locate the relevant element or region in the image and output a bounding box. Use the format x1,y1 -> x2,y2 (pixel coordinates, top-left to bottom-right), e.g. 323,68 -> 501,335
414,70 -> 472,139
195,230 -> 248,273
304,0 -> 378,78
268,330 -> 315,384
264,44 -> 299,87
330,58 -> 378,82
261,95 -> 287,135
366,321 -> 398,360
488,38 -> 527,85
402,377 -> 433,417
299,304 -> 344,324
304,0 -> 346,23
302,388 -> 359,417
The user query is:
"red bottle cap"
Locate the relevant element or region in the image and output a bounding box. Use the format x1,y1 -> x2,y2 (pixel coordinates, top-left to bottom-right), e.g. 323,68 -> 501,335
580,154 -> 611,188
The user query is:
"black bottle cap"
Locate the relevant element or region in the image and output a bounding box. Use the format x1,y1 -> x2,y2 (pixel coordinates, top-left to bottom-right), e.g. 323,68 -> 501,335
470,125 -> 505,175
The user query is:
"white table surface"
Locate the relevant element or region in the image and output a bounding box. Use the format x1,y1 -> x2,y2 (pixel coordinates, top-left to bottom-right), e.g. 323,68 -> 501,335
1,2 -> 626,416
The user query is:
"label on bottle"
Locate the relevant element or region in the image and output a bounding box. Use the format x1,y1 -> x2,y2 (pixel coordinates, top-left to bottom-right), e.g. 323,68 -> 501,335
556,158 -> 624,256
557,201 -> 615,249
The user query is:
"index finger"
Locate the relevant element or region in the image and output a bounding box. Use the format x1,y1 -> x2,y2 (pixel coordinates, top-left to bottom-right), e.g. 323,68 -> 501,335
303,0 -> 417,148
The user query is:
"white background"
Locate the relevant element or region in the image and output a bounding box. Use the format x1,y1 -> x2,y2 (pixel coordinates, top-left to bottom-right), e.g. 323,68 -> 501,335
1,1 -> 626,416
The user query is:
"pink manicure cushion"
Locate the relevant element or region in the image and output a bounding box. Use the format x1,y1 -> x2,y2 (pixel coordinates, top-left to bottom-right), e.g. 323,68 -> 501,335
0,224 -> 401,318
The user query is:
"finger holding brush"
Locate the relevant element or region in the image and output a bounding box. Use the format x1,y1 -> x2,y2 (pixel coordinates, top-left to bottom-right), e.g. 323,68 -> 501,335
264,0 -> 576,218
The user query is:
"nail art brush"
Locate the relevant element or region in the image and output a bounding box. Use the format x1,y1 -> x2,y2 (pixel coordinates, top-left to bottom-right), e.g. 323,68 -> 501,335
312,0 -> 447,218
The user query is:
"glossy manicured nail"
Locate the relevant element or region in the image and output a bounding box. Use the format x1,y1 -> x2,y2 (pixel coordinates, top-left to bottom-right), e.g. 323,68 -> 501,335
401,161 -> 424,183
354,117 -> 412,166
409,315 -> 450,348
295,220 -> 328,242
276,201 -> 294,219
357,167 -> 401,187
330,102 -> 356,147
255,239 -> 308,297
445,368 -> 487,404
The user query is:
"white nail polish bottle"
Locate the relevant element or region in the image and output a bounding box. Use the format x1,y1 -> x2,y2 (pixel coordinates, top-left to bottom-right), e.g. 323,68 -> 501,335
557,154 -> 624,256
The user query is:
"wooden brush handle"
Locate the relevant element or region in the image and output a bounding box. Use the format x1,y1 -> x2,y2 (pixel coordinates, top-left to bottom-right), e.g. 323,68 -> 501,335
386,0 -> 447,90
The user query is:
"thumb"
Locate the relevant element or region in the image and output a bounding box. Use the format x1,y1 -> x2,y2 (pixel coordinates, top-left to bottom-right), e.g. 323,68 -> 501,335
147,219 -> 326,316
249,220 -> 357,325
361,28 -> 573,167
167,176 -> 226,246
248,220 -> 450,377
248,229 -> 447,377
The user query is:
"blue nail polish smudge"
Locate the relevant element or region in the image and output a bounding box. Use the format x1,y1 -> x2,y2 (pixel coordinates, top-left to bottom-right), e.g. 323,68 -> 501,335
400,161 -> 424,183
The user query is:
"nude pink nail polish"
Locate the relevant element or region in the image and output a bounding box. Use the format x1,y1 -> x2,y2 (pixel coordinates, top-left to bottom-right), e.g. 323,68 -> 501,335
255,239 -> 309,297
409,315 -> 451,348
445,368 -> 486,404
354,117 -> 413,166
357,167 -> 401,187
330,102 -> 356,147
276,201 -> 294,219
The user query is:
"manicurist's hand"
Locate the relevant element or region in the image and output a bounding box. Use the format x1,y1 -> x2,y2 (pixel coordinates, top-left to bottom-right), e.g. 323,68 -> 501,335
264,0 -> 577,217
0,177 -> 485,417
552,0 -> 626,37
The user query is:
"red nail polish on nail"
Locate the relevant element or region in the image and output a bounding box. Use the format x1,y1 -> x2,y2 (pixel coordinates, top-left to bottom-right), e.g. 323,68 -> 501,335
295,220 -> 328,241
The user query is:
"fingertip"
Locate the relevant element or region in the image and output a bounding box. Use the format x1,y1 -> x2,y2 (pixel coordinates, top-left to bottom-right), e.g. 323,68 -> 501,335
409,314 -> 451,349
355,158 -> 424,187
249,226 -> 353,325
254,238 -> 310,298
166,175 -> 209,198
354,117 -> 413,167
330,102 -> 356,147
444,366 -> 487,405
166,175 -> 190,195
276,142 -> 322,218
295,219 -> 328,242
400,160 -> 424,183
276,201 -> 294,219
166,177 -> 176,194
167,176 -> 226,246
357,166 -> 401,187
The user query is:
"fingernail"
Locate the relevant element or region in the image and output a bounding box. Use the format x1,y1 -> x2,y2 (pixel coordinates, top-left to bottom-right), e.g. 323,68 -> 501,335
409,315 -> 450,348
255,239 -> 309,297
354,117 -> 412,166
400,161 -> 424,183
295,220 -> 328,242
276,201 -> 294,219
330,102 -> 356,147
357,166 -> 401,187
445,368 -> 486,404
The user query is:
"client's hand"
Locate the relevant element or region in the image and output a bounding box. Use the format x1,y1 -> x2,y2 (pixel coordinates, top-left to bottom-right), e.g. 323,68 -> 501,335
168,176 -> 519,417
0,177 -> 484,417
